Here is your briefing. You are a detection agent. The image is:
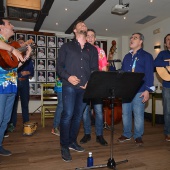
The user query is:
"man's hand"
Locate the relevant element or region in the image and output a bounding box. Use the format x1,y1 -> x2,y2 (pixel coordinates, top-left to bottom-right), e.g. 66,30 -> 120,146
140,90 -> 149,103
68,76 -> 80,85
80,82 -> 87,89
12,48 -> 24,62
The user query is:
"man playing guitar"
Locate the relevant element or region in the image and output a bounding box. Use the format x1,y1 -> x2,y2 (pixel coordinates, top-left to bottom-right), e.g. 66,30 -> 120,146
0,18 -> 32,156
154,34 -> 170,142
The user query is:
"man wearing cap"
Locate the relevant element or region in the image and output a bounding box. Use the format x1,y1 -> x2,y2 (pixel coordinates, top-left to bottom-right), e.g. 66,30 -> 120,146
38,48 -> 46,58
48,72 -> 55,82
58,38 -> 64,48
48,49 -> 55,58
37,60 -> 45,70
38,71 -> 45,82
48,60 -> 55,70
48,37 -> 56,47
37,36 -> 45,46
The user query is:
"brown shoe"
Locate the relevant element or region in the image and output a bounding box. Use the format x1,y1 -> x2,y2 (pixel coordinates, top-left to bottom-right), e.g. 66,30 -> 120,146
165,135 -> 170,142
135,137 -> 143,146
117,135 -> 131,142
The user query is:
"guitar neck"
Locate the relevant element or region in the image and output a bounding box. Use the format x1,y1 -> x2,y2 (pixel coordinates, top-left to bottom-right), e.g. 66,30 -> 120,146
18,44 -> 34,53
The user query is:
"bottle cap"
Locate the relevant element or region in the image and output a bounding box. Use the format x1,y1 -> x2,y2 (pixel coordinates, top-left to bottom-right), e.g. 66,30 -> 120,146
89,152 -> 92,156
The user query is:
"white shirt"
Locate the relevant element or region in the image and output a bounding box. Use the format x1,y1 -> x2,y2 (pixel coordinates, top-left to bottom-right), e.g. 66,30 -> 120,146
37,64 -> 45,70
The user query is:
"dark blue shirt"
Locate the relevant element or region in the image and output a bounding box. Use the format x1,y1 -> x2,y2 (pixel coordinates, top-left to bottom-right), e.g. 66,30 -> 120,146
154,50 -> 170,88
122,48 -> 154,92
57,38 -> 98,88
17,59 -> 34,78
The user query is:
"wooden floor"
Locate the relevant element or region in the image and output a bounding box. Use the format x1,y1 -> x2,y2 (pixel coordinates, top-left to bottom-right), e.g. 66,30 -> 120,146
0,113 -> 170,170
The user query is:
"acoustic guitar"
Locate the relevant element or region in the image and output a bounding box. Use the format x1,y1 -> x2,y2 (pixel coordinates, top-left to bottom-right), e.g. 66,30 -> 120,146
0,39 -> 34,70
156,67 -> 170,81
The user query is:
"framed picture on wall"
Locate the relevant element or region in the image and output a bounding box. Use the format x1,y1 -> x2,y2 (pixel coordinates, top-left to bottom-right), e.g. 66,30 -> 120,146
57,37 -> 65,48
37,59 -> 46,70
47,48 -> 56,59
16,33 -> 26,41
9,35 -> 15,43
47,36 -> 57,47
36,83 -> 41,95
27,34 -> 36,43
95,41 -> 101,47
29,71 -> 36,82
47,59 -> 56,70
47,71 -> 56,82
37,35 -> 46,46
37,47 -> 46,58
37,71 -> 46,82
29,83 -> 36,95
66,37 -> 73,42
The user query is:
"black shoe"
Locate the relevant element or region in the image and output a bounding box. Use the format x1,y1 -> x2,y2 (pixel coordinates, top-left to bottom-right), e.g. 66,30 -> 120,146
80,134 -> 91,144
96,135 -> 108,146
61,147 -> 72,162
69,142 -> 85,152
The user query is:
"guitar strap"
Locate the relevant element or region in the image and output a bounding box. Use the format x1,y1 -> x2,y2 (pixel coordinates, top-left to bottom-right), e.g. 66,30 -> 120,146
132,57 -> 137,72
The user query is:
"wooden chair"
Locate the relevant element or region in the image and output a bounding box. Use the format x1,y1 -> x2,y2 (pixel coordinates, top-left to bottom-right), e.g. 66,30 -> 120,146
41,83 -> 58,127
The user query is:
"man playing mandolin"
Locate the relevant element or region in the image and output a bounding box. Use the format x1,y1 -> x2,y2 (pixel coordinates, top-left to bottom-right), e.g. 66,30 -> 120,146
154,34 -> 170,142
0,18 -> 32,156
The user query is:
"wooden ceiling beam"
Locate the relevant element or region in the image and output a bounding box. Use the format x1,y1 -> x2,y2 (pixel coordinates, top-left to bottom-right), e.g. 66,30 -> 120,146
65,0 -> 106,34
34,0 -> 54,31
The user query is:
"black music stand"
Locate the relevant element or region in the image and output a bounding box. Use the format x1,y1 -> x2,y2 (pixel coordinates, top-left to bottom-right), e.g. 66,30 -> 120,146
75,71 -> 144,170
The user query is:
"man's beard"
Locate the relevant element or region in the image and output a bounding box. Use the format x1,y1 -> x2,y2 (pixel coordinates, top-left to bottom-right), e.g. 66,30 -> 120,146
79,30 -> 87,36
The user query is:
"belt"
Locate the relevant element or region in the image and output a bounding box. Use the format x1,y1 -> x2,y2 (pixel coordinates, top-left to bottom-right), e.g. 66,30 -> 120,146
18,78 -> 26,81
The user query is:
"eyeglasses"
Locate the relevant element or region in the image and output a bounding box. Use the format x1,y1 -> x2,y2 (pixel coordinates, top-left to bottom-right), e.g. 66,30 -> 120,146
130,36 -> 140,40
87,35 -> 95,38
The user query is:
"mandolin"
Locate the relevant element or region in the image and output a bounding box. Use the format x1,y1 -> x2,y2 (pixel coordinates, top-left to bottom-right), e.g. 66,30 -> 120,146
0,39 -> 34,70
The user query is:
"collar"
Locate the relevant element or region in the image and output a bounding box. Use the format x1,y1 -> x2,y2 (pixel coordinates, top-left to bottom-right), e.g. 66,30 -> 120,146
129,48 -> 143,55
0,34 -> 8,43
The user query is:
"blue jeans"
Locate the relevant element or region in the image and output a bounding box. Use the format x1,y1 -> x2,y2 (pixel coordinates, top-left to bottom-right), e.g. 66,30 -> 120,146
53,92 -> 63,128
0,93 -> 16,146
10,79 -> 30,127
60,86 -> 86,147
162,87 -> 170,135
83,100 -> 103,136
122,92 -> 145,139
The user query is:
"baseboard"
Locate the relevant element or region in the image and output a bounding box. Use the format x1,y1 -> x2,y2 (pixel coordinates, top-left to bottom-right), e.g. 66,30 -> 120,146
144,112 -> 164,124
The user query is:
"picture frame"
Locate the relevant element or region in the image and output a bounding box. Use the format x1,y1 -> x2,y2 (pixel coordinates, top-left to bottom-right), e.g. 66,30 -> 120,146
57,37 -> 65,48
47,71 -> 56,82
47,36 -> 57,47
16,33 -> 26,41
29,71 -> 36,82
36,83 -> 41,95
47,59 -> 56,70
37,71 -> 46,82
37,59 -> 46,70
47,48 -> 56,59
29,83 -> 36,95
37,35 -> 46,46
27,34 -> 36,43
37,47 -> 46,58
